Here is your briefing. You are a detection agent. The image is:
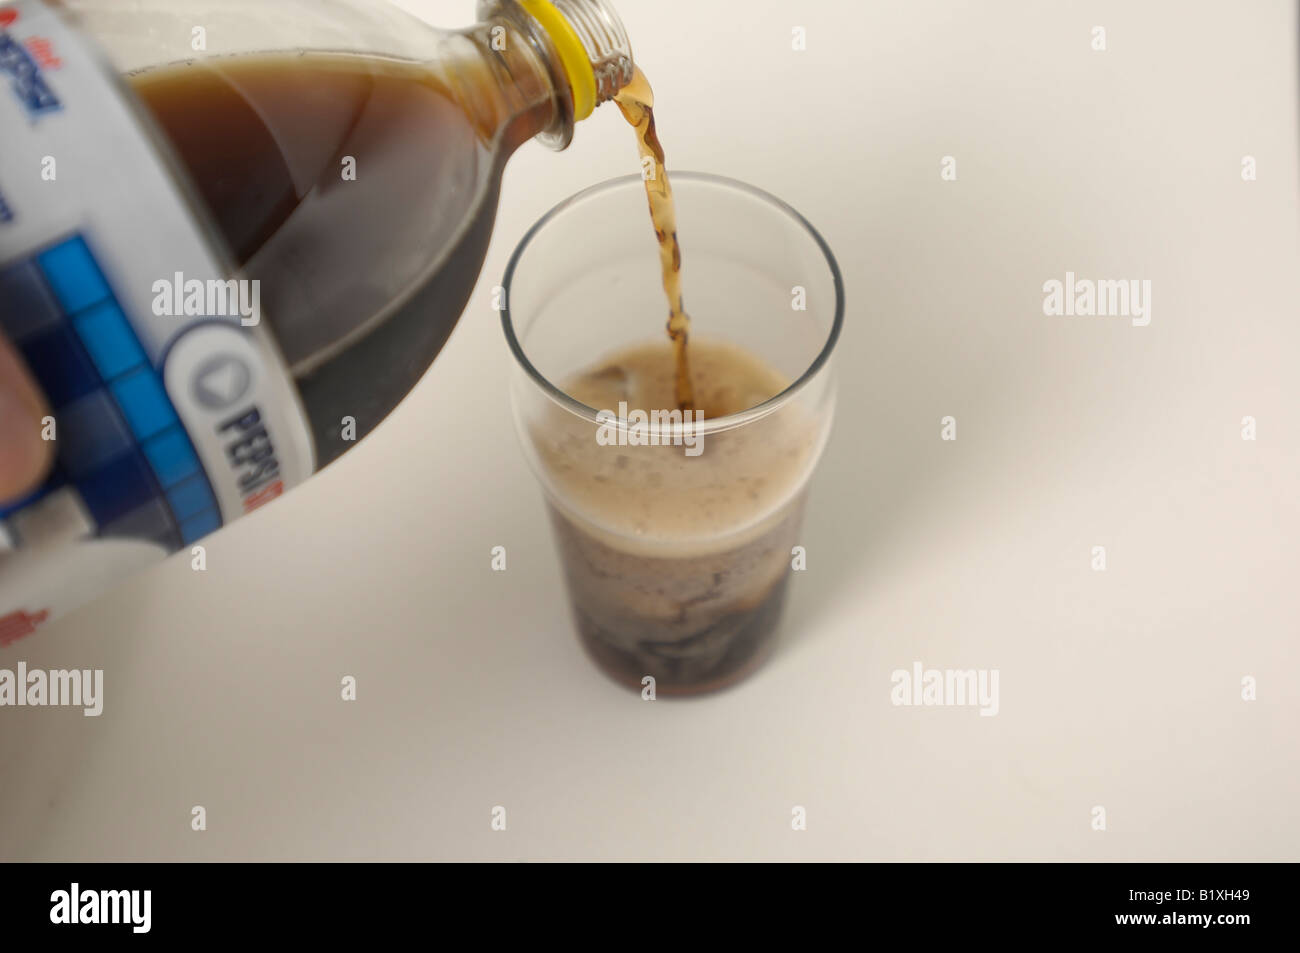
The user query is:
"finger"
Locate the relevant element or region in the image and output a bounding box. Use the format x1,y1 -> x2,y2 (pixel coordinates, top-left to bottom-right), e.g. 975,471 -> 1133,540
0,336 -> 53,502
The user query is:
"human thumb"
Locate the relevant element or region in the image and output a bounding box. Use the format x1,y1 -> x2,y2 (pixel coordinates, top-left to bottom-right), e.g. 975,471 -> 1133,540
0,336 -> 53,502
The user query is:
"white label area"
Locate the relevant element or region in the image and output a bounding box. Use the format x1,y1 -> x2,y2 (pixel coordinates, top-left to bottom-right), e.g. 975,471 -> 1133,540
0,0 -> 313,633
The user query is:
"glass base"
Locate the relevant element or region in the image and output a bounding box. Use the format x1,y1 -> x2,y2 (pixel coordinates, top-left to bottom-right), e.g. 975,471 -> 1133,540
570,573 -> 790,696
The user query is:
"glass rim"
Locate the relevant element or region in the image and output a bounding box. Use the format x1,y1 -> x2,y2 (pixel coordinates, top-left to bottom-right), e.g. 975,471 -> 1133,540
500,171 -> 845,432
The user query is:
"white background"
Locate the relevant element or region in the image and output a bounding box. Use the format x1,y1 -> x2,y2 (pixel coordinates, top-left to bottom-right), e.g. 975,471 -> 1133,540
2,0 -> 1298,860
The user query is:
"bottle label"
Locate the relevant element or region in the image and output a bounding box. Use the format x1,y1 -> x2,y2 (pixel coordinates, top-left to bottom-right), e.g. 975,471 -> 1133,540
0,0 -> 314,638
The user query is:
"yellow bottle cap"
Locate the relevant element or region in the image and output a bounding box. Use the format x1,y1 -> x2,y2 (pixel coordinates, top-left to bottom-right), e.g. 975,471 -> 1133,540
520,0 -> 599,122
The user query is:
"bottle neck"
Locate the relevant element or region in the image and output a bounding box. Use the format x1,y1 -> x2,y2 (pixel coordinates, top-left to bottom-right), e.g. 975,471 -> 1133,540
455,15 -> 566,156
466,0 -> 634,152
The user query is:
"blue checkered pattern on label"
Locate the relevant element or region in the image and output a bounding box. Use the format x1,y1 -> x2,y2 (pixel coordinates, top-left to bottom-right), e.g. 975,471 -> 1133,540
0,235 -> 223,548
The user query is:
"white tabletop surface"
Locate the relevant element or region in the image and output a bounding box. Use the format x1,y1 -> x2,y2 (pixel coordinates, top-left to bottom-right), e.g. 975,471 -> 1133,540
2,0 -> 1298,861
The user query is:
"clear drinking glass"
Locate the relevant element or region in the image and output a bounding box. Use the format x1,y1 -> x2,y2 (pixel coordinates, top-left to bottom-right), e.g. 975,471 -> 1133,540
502,173 -> 843,694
